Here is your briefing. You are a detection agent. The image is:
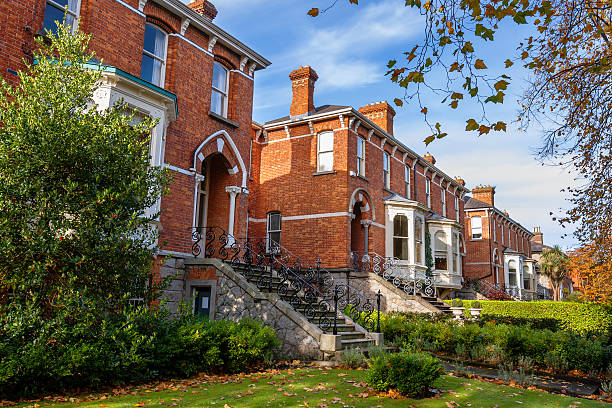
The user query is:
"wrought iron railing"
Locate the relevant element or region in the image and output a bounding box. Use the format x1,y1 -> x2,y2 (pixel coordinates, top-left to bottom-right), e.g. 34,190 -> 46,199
191,227 -> 382,333
351,251 -> 437,298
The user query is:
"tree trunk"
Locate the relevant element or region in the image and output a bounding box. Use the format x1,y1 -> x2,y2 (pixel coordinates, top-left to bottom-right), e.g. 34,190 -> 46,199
551,282 -> 560,301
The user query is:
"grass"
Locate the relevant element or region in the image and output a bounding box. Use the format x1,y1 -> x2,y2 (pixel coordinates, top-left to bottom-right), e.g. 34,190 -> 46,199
12,368 -> 611,408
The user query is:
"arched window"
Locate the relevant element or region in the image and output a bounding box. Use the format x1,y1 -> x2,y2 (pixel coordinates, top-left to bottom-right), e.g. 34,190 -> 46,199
508,260 -> 517,287
434,231 -> 448,271
266,212 -> 281,253
140,23 -> 167,87
211,62 -> 229,117
43,0 -> 80,35
393,215 -> 409,260
414,217 -> 424,264
523,265 -> 531,290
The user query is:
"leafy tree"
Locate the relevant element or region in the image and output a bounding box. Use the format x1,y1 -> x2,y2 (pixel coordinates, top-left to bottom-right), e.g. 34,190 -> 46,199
0,24 -> 169,323
568,242 -> 612,304
539,245 -> 570,301
307,0 -> 611,249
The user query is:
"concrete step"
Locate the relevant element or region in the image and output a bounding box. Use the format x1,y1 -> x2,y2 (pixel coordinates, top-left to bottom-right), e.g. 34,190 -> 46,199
338,331 -> 368,340
322,324 -> 358,333
341,338 -> 375,349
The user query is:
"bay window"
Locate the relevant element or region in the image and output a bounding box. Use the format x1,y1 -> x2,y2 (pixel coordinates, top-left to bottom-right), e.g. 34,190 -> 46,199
434,231 -> 448,271
523,265 -> 531,290
452,232 -> 459,273
508,260 -> 518,286
393,215 -> 409,261
414,216 -> 424,264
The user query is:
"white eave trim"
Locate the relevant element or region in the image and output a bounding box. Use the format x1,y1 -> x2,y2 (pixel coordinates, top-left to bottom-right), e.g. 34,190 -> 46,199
150,0 -> 271,70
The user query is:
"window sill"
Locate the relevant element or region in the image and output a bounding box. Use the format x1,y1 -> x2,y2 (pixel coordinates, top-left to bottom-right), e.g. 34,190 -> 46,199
208,111 -> 240,128
383,188 -> 394,195
357,174 -> 369,182
313,170 -> 337,176
470,238 -> 483,241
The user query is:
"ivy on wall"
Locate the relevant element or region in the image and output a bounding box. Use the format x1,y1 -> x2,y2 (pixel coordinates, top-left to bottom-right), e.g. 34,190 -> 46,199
425,230 -> 434,277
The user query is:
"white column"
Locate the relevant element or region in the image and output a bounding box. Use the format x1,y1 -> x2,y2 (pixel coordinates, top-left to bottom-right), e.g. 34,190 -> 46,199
225,186 -> 242,239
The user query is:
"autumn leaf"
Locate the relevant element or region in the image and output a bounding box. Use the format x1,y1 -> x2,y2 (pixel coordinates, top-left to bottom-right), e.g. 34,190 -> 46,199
505,59 -> 514,68
478,124 -> 491,135
474,59 -> 487,69
394,98 -> 403,107
493,121 -> 507,131
494,80 -> 509,91
465,118 -> 479,131
421,107 -> 428,115
349,0 -> 359,4
307,8 -> 319,17
424,135 -> 436,145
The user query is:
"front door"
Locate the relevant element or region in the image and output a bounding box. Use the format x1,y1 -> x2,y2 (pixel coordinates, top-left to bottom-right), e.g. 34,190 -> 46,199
193,287 -> 212,318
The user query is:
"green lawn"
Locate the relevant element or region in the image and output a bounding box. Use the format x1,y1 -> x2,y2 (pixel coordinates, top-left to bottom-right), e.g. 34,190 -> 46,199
14,368 -> 611,408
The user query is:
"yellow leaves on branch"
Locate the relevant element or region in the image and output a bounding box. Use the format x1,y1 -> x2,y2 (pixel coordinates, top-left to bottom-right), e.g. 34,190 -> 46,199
474,59 -> 487,69
466,119 -> 507,133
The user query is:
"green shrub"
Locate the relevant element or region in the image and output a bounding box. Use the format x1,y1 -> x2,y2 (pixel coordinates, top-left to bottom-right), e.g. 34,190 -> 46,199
366,352 -> 442,397
451,299 -> 464,307
445,300 -> 612,336
0,307 -> 279,398
470,301 -> 482,309
340,349 -> 367,369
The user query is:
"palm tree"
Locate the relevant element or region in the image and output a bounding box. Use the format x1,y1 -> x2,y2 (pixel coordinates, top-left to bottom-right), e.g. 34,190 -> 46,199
539,246 -> 570,301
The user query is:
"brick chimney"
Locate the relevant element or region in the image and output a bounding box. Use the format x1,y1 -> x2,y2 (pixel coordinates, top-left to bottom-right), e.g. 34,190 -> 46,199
472,185 -> 495,206
289,66 -> 318,117
454,177 -> 465,187
188,0 -> 218,20
423,153 -> 436,165
532,226 -> 543,244
358,101 -> 395,135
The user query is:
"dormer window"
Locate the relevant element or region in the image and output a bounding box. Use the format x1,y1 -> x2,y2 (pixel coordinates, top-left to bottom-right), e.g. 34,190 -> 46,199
211,62 -> 229,117
140,24 -> 167,87
43,0 -> 80,35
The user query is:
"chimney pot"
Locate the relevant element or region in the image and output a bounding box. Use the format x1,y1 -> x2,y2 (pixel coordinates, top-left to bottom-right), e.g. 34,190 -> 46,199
454,177 -> 465,187
358,101 -> 395,135
423,153 -> 436,165
289,66 -> 318,117
532,226 -> 544,244
188,0 -> 218,20
471,185 -> 496,207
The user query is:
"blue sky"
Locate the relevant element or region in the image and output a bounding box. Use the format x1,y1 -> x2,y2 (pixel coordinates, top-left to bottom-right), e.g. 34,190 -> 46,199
208,0 -> 577,248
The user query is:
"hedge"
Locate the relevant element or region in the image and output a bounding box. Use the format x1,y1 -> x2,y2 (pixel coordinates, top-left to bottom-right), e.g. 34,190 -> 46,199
445,299 -> 612,335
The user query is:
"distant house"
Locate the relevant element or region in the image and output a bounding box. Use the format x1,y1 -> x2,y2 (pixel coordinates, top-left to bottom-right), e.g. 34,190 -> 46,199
462,186 -> 537,300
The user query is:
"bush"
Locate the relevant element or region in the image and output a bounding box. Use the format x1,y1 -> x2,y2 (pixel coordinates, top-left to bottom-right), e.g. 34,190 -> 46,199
470,301 -> 482,309
366,352 -> 442,397
340,349 -> 367,369
451,299 -> 464,307
0,307 -> 279,398
445,300 -> 612,336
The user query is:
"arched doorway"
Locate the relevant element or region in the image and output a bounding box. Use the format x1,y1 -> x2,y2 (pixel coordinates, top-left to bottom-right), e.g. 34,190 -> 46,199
194,153 -> 236,233
351,203 -> 364,254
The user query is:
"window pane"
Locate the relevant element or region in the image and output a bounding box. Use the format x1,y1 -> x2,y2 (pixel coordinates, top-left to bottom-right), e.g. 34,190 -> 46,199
144,24 -> 166,58
393,215 -> 408,237
268,213 -> 281,231
43,3 -> 68,34
357,138 -> 364,158
319,132 -> 334,152
435,256 -> 447,270
212,63 -> 227,92
140,54 -> 162,86
435,232 -> 446,251
471,217 -> 482,229
393,238 -> 409,260
211,89 -> 225,116
383,153 -> 389,169
269,232 -> 281,246
318,151 -> 333,172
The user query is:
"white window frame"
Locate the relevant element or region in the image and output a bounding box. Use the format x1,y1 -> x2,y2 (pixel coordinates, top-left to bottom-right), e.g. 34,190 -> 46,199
452,232 -> 460,273
425,178 -> 431,208
501,223 -> 505,244
455,196 -> 459,221
493,217 -> 497,242
392,214 -> 409,261
441,187 -> 446,217
141,23 -> 168,88
508,260 -> 518,287
471,216 -> 482,239
414,215 -> 425,265
404,165 -> 411,199
44,0 -> 81,34
317,131 -> 334,172
357,136 -> 366,177
266,212 -> 281,253
434,231 -> 448,271
383,152 -> 390,189
211,61 -> 230,117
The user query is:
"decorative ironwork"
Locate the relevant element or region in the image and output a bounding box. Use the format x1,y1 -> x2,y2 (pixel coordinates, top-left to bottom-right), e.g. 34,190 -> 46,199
351,251 -> 437,298
191,227 -> 381,332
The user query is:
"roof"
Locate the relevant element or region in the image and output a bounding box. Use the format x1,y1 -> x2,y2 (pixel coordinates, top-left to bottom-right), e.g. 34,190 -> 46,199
531,241 -> 553,253
382,192 -> 413,203
464,196 -> 533,237
265,105 -> 350,125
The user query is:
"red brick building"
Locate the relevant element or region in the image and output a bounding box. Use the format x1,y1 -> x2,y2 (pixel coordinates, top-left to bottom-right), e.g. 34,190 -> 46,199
463,186 -> 537,299
249,67 -> 470,297
2,0 -> 271,313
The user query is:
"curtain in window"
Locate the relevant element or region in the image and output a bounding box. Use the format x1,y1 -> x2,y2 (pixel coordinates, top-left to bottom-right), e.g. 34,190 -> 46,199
141,24 -> 166,87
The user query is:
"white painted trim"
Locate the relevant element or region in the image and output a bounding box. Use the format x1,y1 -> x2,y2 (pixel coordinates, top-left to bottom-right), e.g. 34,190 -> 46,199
164,163 -> 194,176
168,33 -> 214,57
114,0 -> 146,16
249,212 -> 351,223
231,69 -> 253,81
192,130 -> 248,188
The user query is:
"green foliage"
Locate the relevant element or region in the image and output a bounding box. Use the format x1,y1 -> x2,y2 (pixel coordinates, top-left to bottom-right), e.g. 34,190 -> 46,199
451,299 -> 464,308
379,312 -> 610,375
0,306 -> 279,398
0,22 -> 170,326
443,299 -> 612,336
424,230 -> 434,276
366,352 -> 442,397
470,300 -> 481,309
340,348 -> 367,369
